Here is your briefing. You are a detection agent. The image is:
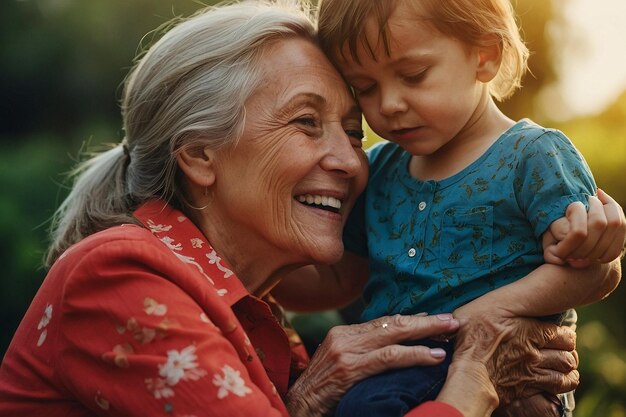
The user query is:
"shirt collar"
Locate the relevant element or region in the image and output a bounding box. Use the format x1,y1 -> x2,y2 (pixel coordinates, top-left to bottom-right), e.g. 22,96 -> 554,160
133,200 -> 249,306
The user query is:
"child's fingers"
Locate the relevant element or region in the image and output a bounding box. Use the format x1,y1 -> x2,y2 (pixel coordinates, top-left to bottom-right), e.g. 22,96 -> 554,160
542,228 -> 566,265
567,196 -> 606,260
596,188 -> 626,262
543,248 -> 566,265
549,201 -> 587,260
548,218 -> 570,241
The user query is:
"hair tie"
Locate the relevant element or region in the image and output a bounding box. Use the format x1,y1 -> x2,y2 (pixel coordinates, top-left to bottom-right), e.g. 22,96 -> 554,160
121,139 -> 131,158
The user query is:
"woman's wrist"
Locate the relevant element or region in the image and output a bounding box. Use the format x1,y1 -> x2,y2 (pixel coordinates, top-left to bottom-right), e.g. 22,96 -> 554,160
437,360 -> 499,417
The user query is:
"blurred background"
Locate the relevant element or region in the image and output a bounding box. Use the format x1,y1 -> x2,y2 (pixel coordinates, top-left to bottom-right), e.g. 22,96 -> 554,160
0,0 -> 624,415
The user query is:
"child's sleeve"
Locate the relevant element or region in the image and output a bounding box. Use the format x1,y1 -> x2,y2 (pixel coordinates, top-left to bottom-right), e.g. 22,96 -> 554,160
514,130 -> 596,238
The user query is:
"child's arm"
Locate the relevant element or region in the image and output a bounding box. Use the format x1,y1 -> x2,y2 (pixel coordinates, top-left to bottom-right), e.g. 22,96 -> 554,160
456,193 -> 624,319
271,251 -> 368,312
457,260 -> 620,319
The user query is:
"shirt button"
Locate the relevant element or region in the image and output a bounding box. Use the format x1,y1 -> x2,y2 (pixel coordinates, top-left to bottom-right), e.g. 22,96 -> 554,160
418,201 -> 427,211
408,248 -> 416,257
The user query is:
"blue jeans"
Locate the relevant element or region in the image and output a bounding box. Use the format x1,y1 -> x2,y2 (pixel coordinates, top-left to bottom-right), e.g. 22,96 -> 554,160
335,340 -> 454,417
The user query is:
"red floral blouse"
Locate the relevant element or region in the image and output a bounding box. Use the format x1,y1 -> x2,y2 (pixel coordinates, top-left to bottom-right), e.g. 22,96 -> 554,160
0,200 -> 461,417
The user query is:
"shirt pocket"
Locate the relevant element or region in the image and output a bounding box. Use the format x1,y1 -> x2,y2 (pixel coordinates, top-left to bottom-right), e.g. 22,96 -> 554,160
439,206 -> 493,273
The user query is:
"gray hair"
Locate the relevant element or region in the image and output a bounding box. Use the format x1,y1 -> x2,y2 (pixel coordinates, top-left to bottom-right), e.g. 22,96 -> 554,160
46,0 -> 316,266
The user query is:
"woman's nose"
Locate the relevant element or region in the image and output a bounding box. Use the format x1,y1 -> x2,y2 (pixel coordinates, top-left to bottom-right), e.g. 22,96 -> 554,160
321,131 -> 364,178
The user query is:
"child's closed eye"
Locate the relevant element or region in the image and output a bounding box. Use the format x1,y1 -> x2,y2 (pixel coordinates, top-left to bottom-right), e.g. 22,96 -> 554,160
402,68 -> 428,84
351,83 -> 376,97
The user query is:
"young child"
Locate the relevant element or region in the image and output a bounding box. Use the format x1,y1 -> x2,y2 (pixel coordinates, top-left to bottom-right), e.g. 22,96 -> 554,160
274,0 -> 625,416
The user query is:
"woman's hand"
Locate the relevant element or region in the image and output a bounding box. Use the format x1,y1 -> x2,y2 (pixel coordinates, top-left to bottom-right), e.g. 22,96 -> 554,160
454,312 -> 579,401
493,393 -> 564,417
285,314 -> 460,417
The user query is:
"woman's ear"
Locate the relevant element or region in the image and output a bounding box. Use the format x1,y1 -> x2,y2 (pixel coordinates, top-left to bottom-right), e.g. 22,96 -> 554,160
475,37 -> 503,83
176,146 -> 217,188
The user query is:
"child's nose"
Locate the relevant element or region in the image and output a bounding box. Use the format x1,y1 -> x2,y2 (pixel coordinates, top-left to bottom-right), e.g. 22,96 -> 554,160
379,88 -> 408,116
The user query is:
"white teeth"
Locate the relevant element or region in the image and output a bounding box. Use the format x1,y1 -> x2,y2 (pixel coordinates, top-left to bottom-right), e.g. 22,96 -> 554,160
296,194 -> 342,209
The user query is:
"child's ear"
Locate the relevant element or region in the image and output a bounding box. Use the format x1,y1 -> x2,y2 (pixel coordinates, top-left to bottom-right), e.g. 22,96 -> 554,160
176,145 -> 217,188
475,37 -> 502,83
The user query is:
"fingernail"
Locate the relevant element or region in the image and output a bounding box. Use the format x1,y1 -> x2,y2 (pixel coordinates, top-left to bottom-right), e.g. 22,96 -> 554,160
416,312 -> 428,317
436,313 -> 453,321
430,348 -> 446,358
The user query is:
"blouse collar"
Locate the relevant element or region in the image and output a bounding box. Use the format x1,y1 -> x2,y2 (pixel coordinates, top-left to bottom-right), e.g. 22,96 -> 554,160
133,199 -> 249,307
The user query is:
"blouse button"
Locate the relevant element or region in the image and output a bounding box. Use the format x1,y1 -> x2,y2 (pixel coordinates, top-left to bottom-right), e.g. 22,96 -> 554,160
408,248 -> 416,257
418,201 -> 427,211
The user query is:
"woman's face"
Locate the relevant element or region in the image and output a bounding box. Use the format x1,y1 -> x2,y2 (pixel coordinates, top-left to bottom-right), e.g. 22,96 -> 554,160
209,38 -> 368,267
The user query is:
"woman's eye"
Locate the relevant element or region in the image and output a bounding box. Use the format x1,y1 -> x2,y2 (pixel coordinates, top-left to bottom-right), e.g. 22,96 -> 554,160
294,116 -> 318,127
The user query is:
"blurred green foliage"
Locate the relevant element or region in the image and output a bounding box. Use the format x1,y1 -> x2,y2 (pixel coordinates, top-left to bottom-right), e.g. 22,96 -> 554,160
0,1 -> 624,415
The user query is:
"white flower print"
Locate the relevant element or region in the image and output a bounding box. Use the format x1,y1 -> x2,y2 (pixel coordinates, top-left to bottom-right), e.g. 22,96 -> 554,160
37,303 -> 53,330
212,364 -> 252,399
36,303 -> 53,347
190,238 -> 204,248
144,297 -> 167,316
147,219 -> 173,233
37,330 -> 47,347
158,345 -> 207,386
206,249 -> 234,278
161,236 -> 183,251
109,343 -> 134,368
160,237 -> 215,285
216,288 -> 228,297
145,377 -> 175,399
94,391 -> 110,410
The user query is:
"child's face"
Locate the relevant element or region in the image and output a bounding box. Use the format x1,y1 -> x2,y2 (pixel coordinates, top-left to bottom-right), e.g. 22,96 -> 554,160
335,2 -> 488,157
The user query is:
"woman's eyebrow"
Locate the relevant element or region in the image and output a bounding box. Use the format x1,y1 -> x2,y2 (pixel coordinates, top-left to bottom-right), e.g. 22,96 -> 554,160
277,92 -> 326,117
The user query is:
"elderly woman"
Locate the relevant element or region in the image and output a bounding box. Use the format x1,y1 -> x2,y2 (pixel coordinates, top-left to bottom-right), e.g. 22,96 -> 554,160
0,1 -> 600,416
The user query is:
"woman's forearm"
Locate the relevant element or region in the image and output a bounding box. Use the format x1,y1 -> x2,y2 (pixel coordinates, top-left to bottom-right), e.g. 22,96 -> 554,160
457,260 -> 621,318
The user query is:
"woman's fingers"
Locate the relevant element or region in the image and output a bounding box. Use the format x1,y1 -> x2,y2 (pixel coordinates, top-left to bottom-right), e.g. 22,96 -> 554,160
541,323 -> 576,351
536,349 -> 578,373
527,368 -> 580,394
494,394 -> 563,417
359,344 -> 447,376
350,313 -> 460,348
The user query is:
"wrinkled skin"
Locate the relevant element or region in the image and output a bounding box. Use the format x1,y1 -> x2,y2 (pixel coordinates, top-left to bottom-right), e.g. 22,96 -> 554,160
493,393 -> 564,417
454,313 -> 579,417
285,313 -> 578,417
286,314 -> 462,417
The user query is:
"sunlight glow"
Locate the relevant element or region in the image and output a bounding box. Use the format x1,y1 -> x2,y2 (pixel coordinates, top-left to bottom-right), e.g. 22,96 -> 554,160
544,0 -> 626,120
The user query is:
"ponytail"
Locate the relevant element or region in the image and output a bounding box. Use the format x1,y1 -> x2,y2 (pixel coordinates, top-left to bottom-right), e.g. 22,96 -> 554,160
45,142 -> 137,267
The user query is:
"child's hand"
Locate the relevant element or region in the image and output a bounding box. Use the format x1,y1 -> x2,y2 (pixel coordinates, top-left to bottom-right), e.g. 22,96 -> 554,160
543,189 -> 626,268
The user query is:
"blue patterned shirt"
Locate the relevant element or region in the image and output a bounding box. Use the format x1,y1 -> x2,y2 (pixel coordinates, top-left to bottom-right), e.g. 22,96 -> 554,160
344,119 -> 596,320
